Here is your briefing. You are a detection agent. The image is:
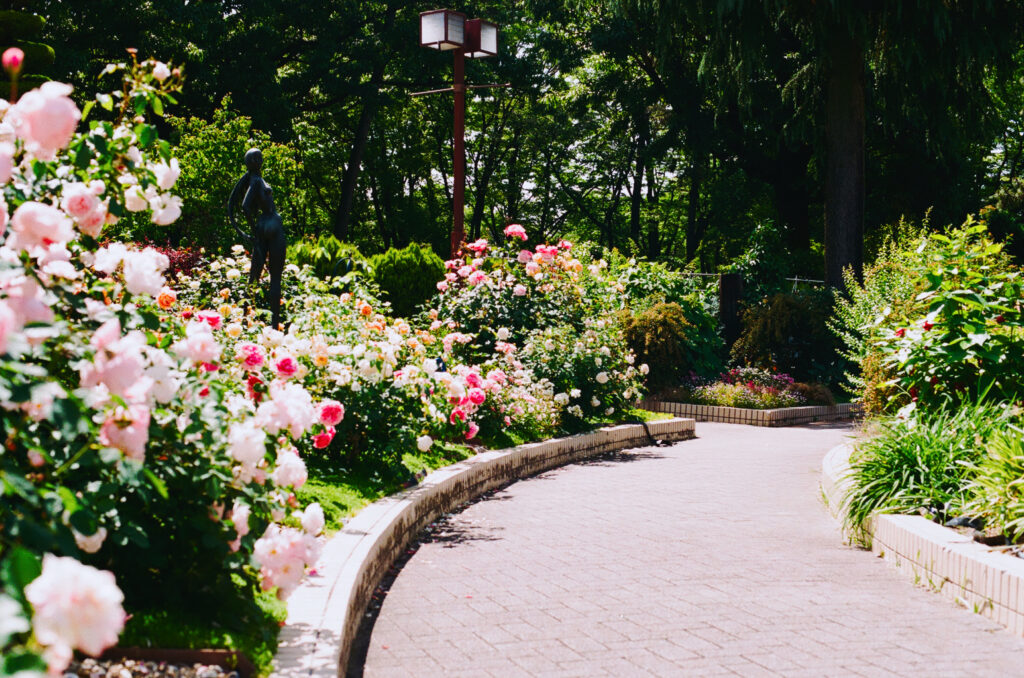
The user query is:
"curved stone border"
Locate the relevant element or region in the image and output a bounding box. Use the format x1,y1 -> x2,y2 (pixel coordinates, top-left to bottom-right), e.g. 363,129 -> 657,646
642,399 -> 860,427
822,442 -> 1024,636
272,418 -> 696,678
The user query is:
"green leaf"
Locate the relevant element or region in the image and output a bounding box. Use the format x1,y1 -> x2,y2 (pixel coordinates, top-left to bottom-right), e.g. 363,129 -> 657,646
98,93 -> 114,111
0,548 -> 42,600
144,468 -> 169,499
81,100 -> 95,121
152,95 -> 164,116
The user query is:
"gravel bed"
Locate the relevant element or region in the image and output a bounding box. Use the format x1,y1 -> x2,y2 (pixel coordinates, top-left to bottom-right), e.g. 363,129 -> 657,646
67,658 -> 240,678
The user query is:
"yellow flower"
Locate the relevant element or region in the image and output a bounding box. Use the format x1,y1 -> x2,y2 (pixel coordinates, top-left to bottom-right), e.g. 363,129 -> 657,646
226,323 -> 243,339
219,303 -> 233,317
314,353 -> 329,367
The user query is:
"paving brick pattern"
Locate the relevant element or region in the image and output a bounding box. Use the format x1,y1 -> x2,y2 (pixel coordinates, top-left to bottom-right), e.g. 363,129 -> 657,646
362,423 -> 1024,676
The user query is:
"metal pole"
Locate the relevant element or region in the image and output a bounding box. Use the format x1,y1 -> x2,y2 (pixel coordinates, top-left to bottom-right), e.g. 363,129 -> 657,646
451,50 -> 466,257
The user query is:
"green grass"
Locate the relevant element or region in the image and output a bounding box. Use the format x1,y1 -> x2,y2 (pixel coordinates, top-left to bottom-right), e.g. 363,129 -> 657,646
297,442 -> 475,532
120,587 -> 287,676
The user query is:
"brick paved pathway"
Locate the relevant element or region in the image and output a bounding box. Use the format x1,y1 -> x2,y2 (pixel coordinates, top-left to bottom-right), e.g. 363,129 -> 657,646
360,423 -> 1024,676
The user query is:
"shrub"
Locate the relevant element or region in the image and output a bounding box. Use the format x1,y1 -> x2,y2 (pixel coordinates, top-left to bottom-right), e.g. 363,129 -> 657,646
731,291 -> 843,384
830,217 -> 926,412
0,64 -> 325,673
621,301 -> 723,390
288,234 -> 368,280
789,381 -> 835,406
870,219 -> 1024,412
841,400 -> 1017,543
520,322 -> 645,429
369,242 -> 445,318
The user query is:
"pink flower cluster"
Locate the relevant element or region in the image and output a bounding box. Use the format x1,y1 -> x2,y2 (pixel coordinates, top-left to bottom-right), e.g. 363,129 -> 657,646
253,506 -> 323,599
504,223 -> 527,240
24,555 -> 126,673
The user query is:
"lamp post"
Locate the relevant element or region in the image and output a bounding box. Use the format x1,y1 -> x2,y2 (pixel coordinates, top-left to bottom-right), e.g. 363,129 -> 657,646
418,10 -> 502,257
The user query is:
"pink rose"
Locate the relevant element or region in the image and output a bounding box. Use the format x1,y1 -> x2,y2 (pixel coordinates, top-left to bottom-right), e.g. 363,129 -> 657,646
436,280 -> 449,292
231,501 -> 251,539
525,261 -> 540,276
513,284 -> 527,296
504,223 -> 527,240
275,355 -> 299,378
236,342 -> 265,369
2,47 -> 24,75
10,81 -> 81,159
77,205 -> 107,238
517,250 -> 533,264
467,270 -> 487,286
24,555 -> 125,670
312,426 -> 335,449
62,183 -> 100,219
468,387 -> 486,406
171,322 -> 221,363
466,421 -> 480,440
0,142 -> 14,184
271,448 -> 308,488
449,407 -> 466,424
318,400 -> 345,426
151,158 -> 180,190
123,247 -> 169,296
457,265 -> 474,278
197,310 -> 222,330
7,201 -> 75,252
466,238 -> 489,253
465,372 -> 482,388
99,404 -> 151,461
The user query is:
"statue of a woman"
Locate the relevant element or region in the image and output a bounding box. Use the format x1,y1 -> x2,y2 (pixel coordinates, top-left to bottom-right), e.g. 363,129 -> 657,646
227,148 -> 287,328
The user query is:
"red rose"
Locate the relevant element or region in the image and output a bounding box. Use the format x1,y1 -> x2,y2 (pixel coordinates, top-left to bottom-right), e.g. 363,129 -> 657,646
922,321 -> 934,331
895,328 -> 906,338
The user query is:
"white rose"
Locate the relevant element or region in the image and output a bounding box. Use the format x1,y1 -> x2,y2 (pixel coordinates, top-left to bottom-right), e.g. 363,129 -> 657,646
416,434 -> 433,452
73,527 -> 107,554
596,371 -> 609,384
496,327 -> 510,341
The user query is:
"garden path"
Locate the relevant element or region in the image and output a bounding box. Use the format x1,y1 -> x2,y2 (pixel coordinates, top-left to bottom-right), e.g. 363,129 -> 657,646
358,423 -> 1024,676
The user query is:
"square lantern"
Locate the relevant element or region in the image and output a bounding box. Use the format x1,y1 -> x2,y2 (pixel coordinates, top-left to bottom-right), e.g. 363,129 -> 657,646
420,9 -> 466,50
464,19 -> 499,58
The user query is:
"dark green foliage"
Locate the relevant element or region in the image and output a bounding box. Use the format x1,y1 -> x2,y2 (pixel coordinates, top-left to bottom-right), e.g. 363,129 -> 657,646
729,221 -> 792,303
731,291 -> 843,385
621,301 -> 723,390
984,179 -> 1024,264
0,9 -> 53,93
369,242 -> 445,318
288,235 -> 367,279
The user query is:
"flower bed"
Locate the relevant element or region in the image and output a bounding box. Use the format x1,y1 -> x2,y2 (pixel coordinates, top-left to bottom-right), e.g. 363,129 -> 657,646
0,64 -> 676,677
641,399 -> 860,427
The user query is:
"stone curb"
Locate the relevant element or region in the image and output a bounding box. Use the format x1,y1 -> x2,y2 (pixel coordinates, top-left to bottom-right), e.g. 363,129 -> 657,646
272,418 -> 696,678
821,442 -> 1024,636
642,399 -> 861,427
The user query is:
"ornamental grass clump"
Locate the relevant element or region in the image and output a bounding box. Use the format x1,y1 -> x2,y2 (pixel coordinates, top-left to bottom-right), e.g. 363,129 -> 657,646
840,399 -> 1017,545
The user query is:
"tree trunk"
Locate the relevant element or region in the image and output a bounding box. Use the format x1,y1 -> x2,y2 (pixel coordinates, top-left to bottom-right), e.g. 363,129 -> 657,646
824,32 -> 865,288
332,61 -> 386,241
685,156 -> 705,263
630,120 -> 648,250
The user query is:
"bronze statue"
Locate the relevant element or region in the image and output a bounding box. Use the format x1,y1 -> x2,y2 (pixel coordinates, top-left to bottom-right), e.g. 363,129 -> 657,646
228,148 -> 286,328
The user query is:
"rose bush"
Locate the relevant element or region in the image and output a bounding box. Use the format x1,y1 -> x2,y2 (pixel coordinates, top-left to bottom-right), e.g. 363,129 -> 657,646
0,61 -> 326,675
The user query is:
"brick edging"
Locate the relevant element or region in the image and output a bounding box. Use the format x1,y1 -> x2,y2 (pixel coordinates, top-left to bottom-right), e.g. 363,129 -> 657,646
272,418 -> 697,677
821,443 -> 1024,636
641,400 -> 861,427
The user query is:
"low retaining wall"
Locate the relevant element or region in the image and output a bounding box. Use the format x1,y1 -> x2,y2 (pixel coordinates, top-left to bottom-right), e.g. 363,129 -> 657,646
642,399 -> 860,427
821,443 -> 1024,636
272,418 -> 696,678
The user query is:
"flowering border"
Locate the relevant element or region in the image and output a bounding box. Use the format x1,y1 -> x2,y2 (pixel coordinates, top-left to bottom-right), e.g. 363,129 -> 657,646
641,400 -> 861,427
272,417 -> 696,677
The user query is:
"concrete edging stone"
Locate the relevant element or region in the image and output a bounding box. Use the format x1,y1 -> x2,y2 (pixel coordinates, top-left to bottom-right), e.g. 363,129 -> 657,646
642,399 -> 860,427
821,442 -> 1024,636
272,417 -> 696,677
